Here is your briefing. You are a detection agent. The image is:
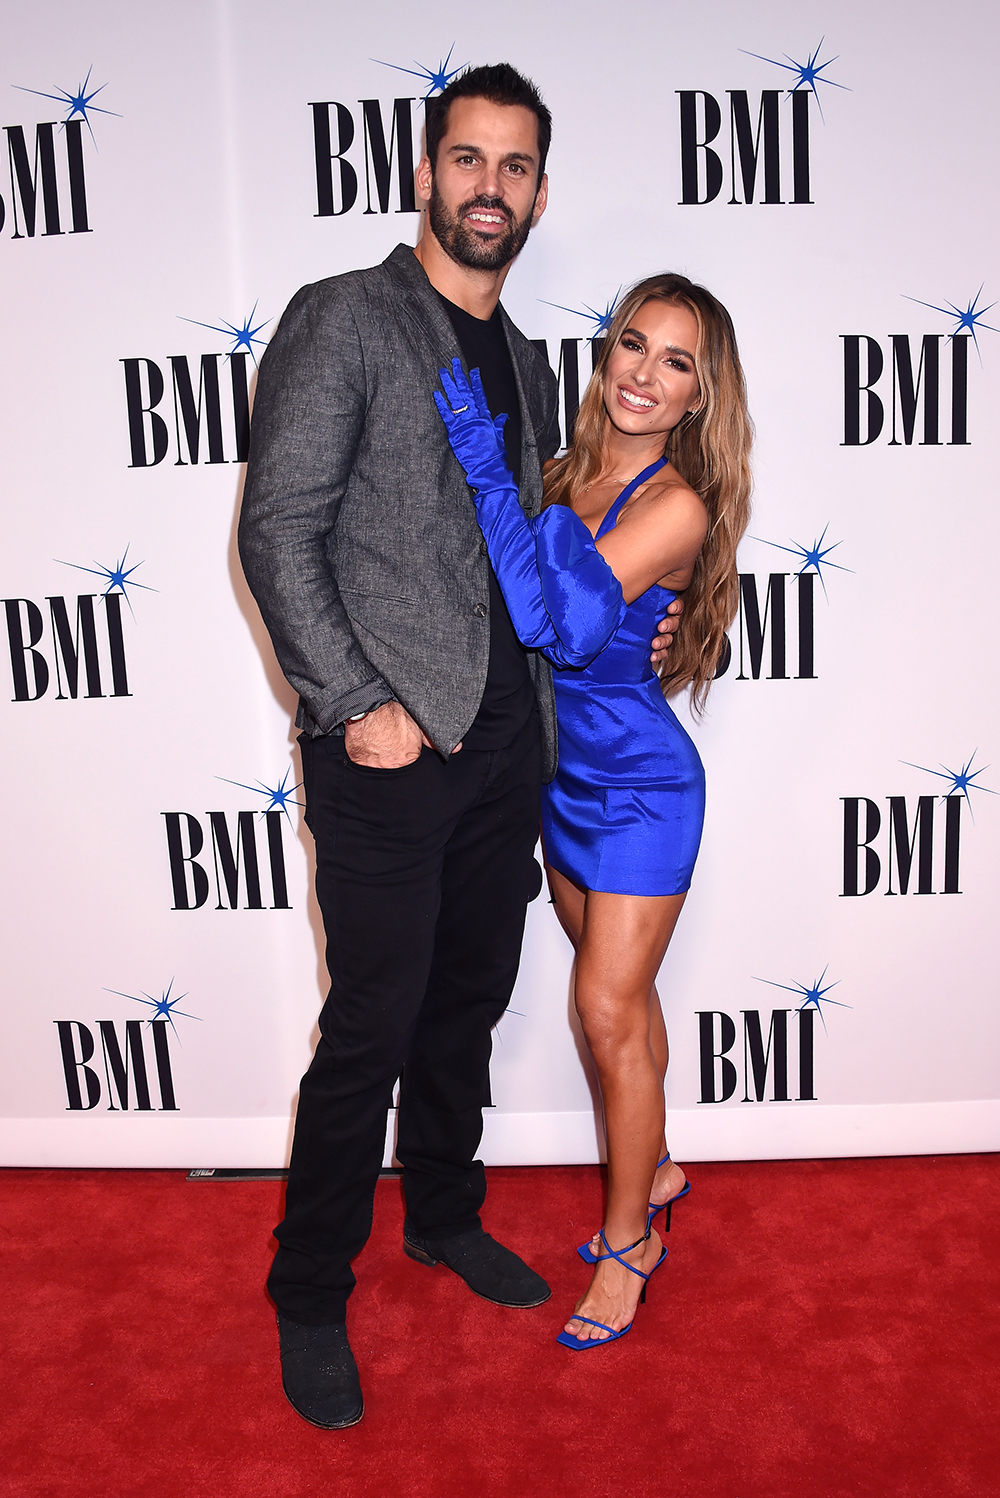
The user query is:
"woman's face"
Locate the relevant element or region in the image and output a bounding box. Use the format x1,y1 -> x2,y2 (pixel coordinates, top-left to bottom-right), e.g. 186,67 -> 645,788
602,298 -> 701,439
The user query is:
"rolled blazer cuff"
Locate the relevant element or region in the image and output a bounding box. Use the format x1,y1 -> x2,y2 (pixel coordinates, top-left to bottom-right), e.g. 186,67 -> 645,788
303,677 -> 396,735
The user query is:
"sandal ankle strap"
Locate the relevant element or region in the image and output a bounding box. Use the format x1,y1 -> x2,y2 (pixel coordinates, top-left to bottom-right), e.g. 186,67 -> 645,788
594,1224 -> 652,1280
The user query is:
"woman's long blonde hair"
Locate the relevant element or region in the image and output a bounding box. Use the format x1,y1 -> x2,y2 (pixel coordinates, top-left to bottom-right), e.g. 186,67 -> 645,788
544,273 -> 753,710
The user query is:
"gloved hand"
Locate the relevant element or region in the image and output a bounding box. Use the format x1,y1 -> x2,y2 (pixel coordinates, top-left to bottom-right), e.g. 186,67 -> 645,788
433,359 -> 514,497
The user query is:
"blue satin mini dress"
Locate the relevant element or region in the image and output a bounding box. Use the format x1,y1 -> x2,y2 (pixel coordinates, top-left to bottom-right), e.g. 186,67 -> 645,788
540,459 -> 706,897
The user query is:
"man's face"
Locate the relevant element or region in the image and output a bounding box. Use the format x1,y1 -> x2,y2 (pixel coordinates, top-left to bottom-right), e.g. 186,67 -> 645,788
417,97 -> 548,272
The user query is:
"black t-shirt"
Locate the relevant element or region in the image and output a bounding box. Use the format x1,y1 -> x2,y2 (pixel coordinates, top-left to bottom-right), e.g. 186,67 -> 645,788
438,293 -> 535,751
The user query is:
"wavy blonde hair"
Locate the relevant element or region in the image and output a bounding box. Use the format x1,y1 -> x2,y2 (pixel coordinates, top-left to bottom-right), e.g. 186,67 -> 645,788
544,273 -> 753,710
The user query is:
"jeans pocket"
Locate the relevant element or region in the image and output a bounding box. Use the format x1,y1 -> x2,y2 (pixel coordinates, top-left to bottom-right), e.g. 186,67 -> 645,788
343,748 -> 426,776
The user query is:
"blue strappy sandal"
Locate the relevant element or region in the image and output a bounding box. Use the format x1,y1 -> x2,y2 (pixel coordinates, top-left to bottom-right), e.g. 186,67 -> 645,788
558,1224 -> 667,1350
577,1155 -> 691,1264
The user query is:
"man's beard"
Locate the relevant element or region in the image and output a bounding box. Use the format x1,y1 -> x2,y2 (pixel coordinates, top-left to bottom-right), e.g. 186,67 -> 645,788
428,185 -> 536,271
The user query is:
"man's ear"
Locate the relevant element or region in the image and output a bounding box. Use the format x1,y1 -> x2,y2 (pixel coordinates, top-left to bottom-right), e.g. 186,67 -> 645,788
530,172 -> 549,226
415,154 -> 433,206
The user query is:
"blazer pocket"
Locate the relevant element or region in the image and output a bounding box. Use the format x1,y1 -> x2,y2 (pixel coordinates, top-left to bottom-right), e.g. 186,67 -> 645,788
339,588 -> 418,608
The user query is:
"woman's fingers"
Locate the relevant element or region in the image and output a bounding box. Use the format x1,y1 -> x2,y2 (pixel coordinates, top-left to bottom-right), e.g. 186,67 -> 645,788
468,366 -> 491,418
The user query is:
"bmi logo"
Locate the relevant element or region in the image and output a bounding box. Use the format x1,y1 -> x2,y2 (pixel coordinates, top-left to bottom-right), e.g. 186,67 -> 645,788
842,289 -> 995,446
530,293 -> 617,449
2,69 -> 117,239
55,981 -> 197,1112
842,754 -> 994,896
3,549 -> 151,702
122,307 -> 268,468
310,47 -> 463,218
678,40 -> 848,206
698,969 -> 848,1104
163,768 -> 301,911
713,527 -> 848,682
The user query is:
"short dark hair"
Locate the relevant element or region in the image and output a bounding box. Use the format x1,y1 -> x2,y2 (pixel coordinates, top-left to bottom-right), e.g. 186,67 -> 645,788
424,63 -> 552,181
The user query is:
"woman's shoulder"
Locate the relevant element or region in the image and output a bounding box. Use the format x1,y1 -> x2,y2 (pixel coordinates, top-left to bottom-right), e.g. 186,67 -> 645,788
626,468 -> 706,528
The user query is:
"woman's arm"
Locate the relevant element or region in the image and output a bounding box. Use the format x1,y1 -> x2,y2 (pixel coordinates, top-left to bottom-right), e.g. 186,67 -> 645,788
545,459 -> 688,664
593,481 -> 708,604
434,362 -> 625,668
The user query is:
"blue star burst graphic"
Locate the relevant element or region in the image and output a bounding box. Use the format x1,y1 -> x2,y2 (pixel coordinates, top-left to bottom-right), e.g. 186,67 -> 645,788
180,301 -> 270,365
55,545 -> 155,619
539,290 -> 623,343
903,286 -> 998,362
751,523 -> 851,600
15,66 -> 120,144
740,37 -> 850,120
217,767 -> 304,825
902,751 -> 997,821
372,43 -> 466,100
754,967 -> 850,1035
105,979 -> 201,1041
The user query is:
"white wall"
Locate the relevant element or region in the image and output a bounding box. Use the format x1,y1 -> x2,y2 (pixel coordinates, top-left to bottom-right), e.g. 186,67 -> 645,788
2,0 -> 997,1167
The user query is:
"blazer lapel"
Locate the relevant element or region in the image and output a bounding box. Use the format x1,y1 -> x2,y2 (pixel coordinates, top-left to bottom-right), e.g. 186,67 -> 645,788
502,313 -> 544,518
384,242 -> 464,366
384,244 -> 543,517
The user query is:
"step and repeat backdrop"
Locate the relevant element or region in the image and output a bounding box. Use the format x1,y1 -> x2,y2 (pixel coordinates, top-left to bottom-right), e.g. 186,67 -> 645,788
2,0 -> 998,1168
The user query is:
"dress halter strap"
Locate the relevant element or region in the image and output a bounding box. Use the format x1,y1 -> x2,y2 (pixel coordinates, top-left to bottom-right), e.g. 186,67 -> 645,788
595,456 -> 668,540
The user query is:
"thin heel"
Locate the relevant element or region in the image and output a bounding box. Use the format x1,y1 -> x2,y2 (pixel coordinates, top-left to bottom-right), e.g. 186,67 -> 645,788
639,1284 -> 647,1305
644,1178 -> 691,1240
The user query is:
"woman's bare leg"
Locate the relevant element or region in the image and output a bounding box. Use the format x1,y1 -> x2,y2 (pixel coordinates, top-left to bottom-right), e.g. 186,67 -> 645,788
648,990 -> 687,1207
548,874 -> 687,1340
548,864 -> 586,949
549,867 -> 686,1248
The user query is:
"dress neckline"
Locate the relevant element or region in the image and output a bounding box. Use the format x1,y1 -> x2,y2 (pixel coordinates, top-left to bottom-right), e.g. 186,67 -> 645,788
594,457 -> 668,540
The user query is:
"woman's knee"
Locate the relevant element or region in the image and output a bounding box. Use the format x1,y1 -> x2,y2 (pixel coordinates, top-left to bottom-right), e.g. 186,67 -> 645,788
576,990 -> 651,1064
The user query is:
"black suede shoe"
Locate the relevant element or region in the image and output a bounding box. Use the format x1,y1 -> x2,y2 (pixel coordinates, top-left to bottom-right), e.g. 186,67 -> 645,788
276,1314 -> 364,1429
403,1226 -> 551,1307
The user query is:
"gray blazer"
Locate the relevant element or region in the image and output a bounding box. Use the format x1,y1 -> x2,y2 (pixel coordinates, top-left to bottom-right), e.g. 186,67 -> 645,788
239,244 -> 561,779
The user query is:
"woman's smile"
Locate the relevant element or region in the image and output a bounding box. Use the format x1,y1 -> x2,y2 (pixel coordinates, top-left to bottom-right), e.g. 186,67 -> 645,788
616,384 -> 658,411
603,298 -> 701,436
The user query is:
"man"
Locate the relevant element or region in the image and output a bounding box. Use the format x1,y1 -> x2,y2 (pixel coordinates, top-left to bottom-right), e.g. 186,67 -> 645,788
239,63 -> 677,1429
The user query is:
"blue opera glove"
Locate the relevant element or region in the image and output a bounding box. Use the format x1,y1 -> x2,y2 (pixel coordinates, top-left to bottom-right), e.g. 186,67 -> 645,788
434,359 -> 626,667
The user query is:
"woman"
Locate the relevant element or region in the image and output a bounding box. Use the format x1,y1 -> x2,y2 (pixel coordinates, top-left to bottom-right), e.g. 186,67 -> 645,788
435,273 -> 752,1349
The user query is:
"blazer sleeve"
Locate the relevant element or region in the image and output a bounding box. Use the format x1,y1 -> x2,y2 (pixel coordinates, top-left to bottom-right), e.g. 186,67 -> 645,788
238,283 -> 394,732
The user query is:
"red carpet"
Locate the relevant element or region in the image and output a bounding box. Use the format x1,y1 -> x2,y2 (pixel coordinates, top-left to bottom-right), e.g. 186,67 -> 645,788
4,1156 -> 998,1498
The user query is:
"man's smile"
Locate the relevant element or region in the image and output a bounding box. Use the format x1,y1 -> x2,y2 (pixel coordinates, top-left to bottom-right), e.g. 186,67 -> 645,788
462,207 -> 509,231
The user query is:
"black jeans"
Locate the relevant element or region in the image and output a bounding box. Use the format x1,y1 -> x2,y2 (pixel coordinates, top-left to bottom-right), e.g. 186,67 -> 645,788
267,712 -> 542,1325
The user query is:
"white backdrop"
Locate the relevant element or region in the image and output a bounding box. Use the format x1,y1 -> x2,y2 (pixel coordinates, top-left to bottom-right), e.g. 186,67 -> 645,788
2,0 -> 998,1168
